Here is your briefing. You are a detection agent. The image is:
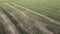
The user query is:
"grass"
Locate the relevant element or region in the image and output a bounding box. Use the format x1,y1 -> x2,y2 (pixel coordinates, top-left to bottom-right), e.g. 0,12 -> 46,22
0,0 -> 60,34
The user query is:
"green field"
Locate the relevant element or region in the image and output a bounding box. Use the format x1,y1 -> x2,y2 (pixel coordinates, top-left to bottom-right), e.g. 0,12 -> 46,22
0,0 -> 60,34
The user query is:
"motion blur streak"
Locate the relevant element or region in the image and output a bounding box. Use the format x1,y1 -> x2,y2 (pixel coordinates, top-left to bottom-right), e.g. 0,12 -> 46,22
0,0 -> 60,34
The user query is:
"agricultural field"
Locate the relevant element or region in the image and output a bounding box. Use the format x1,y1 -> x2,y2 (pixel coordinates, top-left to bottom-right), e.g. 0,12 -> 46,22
0,0 -> 60,34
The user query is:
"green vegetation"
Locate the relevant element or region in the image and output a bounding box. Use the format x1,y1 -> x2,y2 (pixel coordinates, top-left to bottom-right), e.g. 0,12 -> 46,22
0,0 -> 60,34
